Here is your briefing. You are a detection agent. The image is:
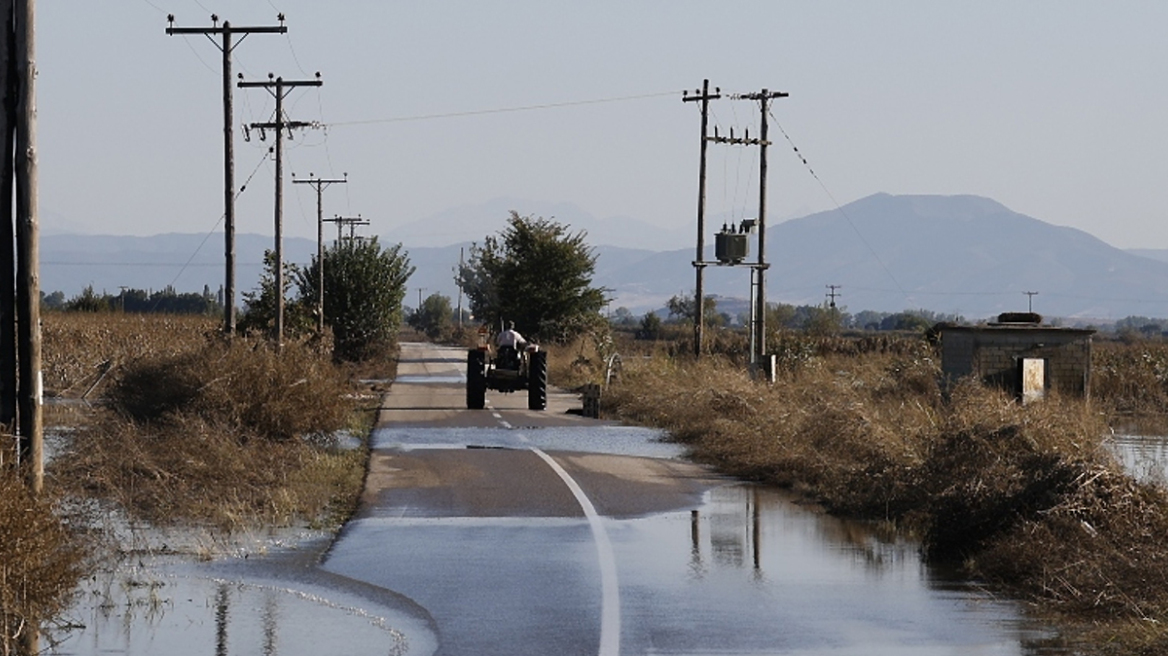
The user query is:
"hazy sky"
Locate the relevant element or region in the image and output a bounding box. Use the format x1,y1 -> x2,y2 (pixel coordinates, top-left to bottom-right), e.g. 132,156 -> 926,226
36,2 -> 1168,250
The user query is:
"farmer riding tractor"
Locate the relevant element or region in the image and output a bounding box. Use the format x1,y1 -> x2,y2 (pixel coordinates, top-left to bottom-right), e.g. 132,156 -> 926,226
466,322 -> 548,410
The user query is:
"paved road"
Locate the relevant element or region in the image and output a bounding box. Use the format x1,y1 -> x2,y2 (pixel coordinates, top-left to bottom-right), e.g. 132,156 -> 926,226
330,342 -> 721,656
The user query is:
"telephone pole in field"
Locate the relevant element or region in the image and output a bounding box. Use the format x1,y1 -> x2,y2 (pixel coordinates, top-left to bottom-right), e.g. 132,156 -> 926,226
293,172 -> 346,335
166,14 -> 288,336
683,79 -> 721,357
826,284 -> 842,309
239,73 -> 323,347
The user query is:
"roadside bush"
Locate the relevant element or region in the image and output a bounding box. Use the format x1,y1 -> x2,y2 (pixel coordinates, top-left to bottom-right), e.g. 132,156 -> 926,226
52,414 -> 364,528
106,336 -> 351,441
52,335 -> 361,528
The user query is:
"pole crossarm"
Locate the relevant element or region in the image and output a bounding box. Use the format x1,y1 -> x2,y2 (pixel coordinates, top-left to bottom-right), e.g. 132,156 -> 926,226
707,135 -> 771,147
693,260 -> 770,269
165,14 -> 288,49
731,91 -> 789,101
325,215 -> 369,241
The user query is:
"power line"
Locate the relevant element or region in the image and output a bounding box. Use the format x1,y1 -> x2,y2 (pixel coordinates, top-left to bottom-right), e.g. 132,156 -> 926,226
323,90 -> 682,127
767,107 -> 908,301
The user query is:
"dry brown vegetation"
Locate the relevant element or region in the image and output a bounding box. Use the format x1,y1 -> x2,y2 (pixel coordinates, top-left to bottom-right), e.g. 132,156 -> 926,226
604,336 -> 1168,654
2,313 -> 378,649
47,322 -> 366,529
0,477 -> 89,655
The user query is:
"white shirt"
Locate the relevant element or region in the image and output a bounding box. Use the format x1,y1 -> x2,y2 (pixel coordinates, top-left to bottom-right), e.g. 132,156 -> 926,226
497,329 -> 525,349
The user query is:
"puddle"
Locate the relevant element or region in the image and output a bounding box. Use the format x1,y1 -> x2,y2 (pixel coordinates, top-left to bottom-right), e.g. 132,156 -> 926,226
373,424 -> 687,460
51,549 -> 437,656
392,375 -> 466,385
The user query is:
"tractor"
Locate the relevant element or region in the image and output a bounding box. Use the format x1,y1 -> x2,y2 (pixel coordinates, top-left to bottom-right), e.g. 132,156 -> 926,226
466,327 -> 548,410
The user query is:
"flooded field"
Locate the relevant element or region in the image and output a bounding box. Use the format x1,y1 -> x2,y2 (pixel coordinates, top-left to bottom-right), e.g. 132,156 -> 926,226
1109,433 -> 1168,485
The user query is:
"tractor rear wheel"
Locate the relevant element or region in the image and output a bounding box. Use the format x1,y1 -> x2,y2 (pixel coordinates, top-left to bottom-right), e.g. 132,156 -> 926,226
467,350 -> 487,409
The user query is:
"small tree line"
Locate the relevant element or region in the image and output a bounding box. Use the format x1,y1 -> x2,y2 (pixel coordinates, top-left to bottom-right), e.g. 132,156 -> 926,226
42,285 -> 221,315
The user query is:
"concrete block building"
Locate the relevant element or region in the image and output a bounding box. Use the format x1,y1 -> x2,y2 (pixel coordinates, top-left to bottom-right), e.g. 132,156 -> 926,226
934,317 -> 1094,401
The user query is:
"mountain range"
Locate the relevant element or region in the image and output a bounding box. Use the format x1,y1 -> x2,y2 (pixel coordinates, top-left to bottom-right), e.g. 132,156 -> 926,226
39,193 -> 1168,322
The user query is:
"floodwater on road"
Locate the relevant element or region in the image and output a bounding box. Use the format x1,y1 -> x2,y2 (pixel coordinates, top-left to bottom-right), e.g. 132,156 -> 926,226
322,425 -> 1063,656
50,423 -> 1069,655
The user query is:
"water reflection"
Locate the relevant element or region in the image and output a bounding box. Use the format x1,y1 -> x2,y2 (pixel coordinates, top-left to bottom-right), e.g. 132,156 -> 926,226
52,557 -> 430,656
687,485 -> 923,581
611,483 -> 1058,655
1109,433 -> 1168,485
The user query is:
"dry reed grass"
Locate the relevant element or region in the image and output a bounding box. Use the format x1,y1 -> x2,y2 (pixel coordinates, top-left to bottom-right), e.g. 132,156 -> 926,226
0,477 -> 89,655
43,313 -> 215,399
1092,341 -> 1168,432
604,343 -> 1168,651
52,335 -> 361,528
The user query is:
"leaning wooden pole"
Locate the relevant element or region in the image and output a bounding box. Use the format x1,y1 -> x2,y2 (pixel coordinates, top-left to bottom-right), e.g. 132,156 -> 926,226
14,0 -> 41,494
0,0 -> 17,445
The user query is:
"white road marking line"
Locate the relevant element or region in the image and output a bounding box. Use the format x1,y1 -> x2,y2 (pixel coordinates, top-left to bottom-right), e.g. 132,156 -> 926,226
530,447 -> 621,656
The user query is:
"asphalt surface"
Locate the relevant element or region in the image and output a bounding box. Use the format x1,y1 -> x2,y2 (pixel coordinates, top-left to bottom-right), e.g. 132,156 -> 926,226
363,343 -> 719,520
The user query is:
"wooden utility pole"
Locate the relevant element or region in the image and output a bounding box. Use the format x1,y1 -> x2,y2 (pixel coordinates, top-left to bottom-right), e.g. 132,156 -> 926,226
683,80 -> 720,357
827,284 -> 842,309
292,172 -> 346,335
5,1 -> 42,650
325,214 -> 368,243
1,0 -> 17,436
1024,290 -> 1038,313
238,73 -> 322,347
9,0 -> 40,495
166,14 -> 288,336
735,89 -> 787,367
457,247 -> 464,328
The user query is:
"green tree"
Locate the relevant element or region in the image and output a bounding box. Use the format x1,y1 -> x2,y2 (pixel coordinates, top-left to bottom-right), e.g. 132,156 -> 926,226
666,293 -> 723,327
408,292 -> 454,340
456,212 -> 606,341
66,285 -> 110,312
609,306 -> 635,327
802,305 -> 844,336
637,312 -> 662,340
298,237 -> 414,361
238,250 -> 313,337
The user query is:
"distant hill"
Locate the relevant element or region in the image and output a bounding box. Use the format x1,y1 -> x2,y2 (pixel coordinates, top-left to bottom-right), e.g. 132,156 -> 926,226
42,233 -> 316,300
39,194 -> 1168,321
592,193 -> 1168,320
